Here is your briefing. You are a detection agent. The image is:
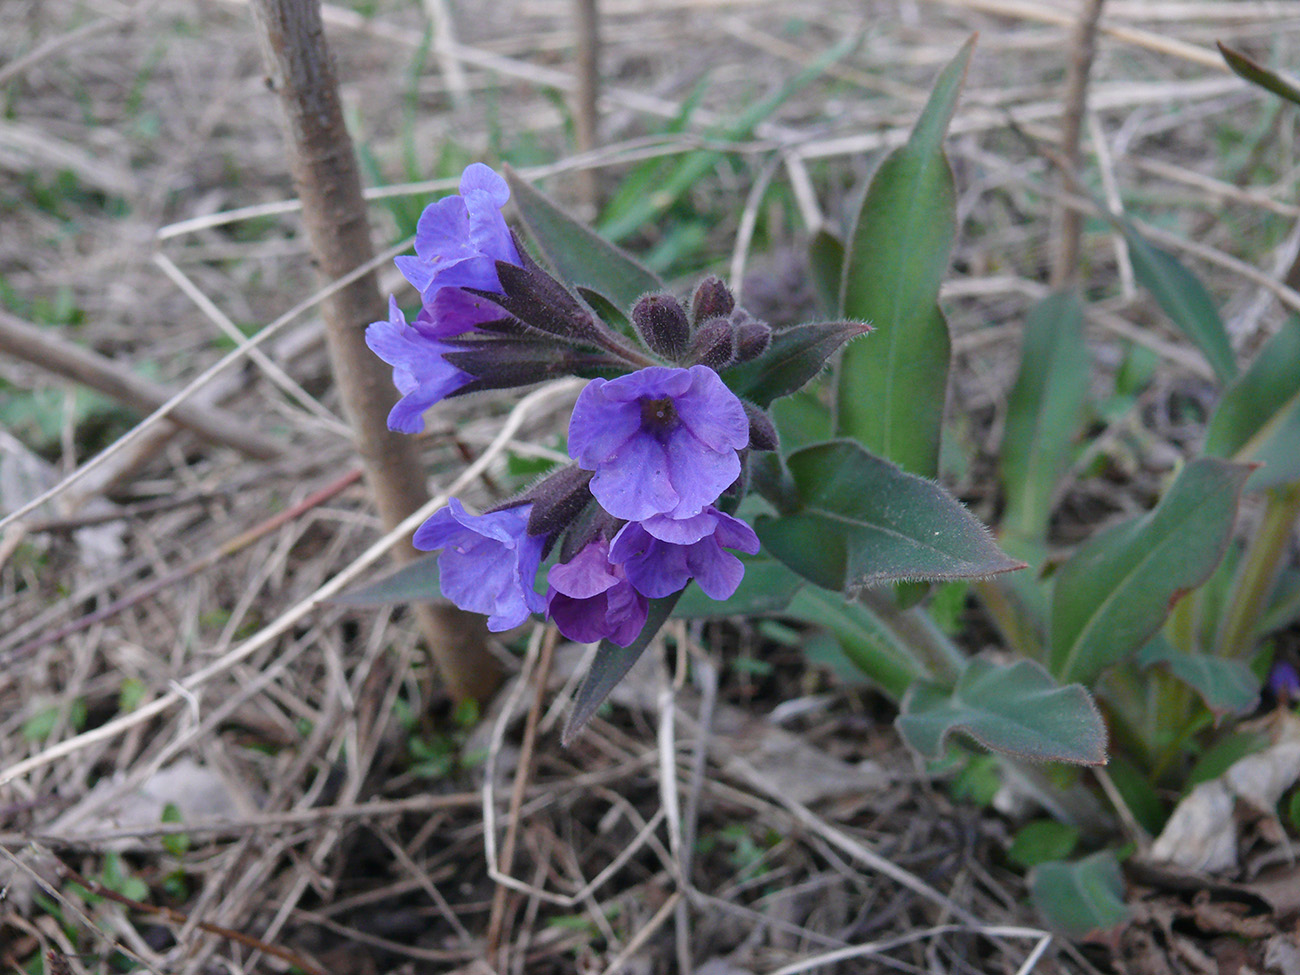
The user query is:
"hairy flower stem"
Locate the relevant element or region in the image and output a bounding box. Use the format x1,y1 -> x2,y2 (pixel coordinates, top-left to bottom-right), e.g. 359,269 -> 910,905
1216,483 -> 1300,659
248,0 -> 501,702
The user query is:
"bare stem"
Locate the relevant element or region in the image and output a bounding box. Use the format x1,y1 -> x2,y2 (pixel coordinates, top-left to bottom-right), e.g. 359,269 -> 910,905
1050,0 -> 1106,288
572,0 -> 601,212
247,0 -> 501,702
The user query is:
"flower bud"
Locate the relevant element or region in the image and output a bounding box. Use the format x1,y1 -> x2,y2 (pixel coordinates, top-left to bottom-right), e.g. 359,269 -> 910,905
516,464 -> 594,539
733,318 -> 772,363
689,275 -> 735,326
744,402 -> 779,452
686,317 -> 736,370
632,293 -> 690,361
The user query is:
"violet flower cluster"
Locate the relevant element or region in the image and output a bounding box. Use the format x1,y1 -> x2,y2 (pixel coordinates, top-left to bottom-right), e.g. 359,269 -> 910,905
369,164 -> 783,647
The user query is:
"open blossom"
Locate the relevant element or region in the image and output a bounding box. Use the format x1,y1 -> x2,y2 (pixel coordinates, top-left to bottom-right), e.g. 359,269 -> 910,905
547,539 -> 648,647
610,506 -> 760,600
366,297 -> 474,433
568,365 -> 749,523
395,163 -> 521,302
413,499 -> 545,632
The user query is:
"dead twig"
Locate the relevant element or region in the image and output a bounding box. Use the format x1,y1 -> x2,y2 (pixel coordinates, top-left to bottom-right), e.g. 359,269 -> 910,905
0,308 -> 283,460
246,0 -> 501,703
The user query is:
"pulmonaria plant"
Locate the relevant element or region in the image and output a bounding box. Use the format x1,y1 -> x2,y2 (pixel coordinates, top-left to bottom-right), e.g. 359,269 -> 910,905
368,163 -> 864,649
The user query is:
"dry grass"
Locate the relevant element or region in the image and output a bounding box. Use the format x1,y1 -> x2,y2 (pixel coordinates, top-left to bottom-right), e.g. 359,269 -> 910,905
2,0 -> 1300,971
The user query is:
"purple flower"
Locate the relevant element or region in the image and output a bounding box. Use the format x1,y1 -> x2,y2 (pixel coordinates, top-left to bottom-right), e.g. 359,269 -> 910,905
547,539 -> 648,647
569,365 -> 749,522
366,297 -> 473,433
413,499 -> 545,632
1268,662 -> 1300,701
395,163 -> 521,302
609,506 -> 760,600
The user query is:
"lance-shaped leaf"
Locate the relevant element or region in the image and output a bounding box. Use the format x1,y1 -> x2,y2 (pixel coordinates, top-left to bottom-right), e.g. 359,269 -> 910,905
562,592 -> 681,745
1219,42 -> 1300,108
331,555 -> 442,606
724,321 -> 872,408
1030,853 -> 1128,938
504,165 -> 663,312
1121,220 -> 1237,386
897,658 -> 1107,766
754,440 -> 1025,592
1205,316 -> 1300,492
1050,458 -> 1252,684
808,228 -> 845,318
1000,289 -> 1089,540
1137,636 -> 1259,717
836,37 -> 973,477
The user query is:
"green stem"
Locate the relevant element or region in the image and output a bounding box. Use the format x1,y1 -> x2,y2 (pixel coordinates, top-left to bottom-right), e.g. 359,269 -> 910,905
1216,484 -> 1300,659
858,588 -> 965,685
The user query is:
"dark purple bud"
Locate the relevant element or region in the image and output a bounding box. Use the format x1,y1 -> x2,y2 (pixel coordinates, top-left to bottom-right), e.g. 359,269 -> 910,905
442,339 -> 573,393
517,464 -> 595,538
559,504 -> 623,563
734,318 -> 772,363
686,316 -> 735,370
690,275 -> 735,326
744,402 -> 779,452
465,233 -> 607,347
632,293 -> 690,361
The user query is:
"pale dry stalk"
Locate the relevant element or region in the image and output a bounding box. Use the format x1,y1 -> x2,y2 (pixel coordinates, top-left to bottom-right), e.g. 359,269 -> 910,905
246,0 -> 501,702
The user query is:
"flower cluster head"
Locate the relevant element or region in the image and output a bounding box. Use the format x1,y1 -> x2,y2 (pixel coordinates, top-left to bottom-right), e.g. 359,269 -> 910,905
371,163 -> 858,648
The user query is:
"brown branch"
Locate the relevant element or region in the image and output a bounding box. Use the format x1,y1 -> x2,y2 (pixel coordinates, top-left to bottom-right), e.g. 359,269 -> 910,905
1050,0 -> 1106,288
0,308 -> 283,460
572,0 -> 601,212
247,0 -> 501,703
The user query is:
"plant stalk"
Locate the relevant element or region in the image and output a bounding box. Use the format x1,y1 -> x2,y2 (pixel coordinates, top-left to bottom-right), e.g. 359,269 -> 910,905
247,0 -> 502,703
1216,484 -> 1300,659
858,588 -> 965,685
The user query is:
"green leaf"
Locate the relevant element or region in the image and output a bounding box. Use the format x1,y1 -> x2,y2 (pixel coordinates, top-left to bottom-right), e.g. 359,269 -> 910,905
784,586 -> 925,699
999,289 -> 1089,540
755,440 -> 1025,593
505,165 -> 662,312
897,658 -> 1107,765
1029,852 -> 1129,937
1121,220 -> 1237,385
1137,636 -> 1259,716
331,555 -> 441,606
1049,458 -> 1252,684
599,36 -> 859,243
808,228 -> 845,318
1205,316 -> 1300,491
1219,42 -> 1300,108
724,321 -> 871,408
562,593 -> 681,745
673,559 -> 804,619
837,37 -> 974,477
1008,820 -> 1081,869
771,390 -> 832,453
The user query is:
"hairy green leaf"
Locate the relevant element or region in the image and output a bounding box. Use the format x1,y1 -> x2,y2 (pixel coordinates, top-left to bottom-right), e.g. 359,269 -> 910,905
562,593 -> 681,745
1000,289 -> 1089,540
1050,458 -> 1252,683
1219,42 -> 1300,107
1137,636 -> 1259,716
1205,316 -> 1300,491
1121,220 -> 1237,385
755,440 -> 1025,592
1030,852 -> 1128,937
836,37 -> 973,476
332,555 -> 441,606
724,321 -> 871,408
505,165 -> 662,312
897,658 -> 1107,765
